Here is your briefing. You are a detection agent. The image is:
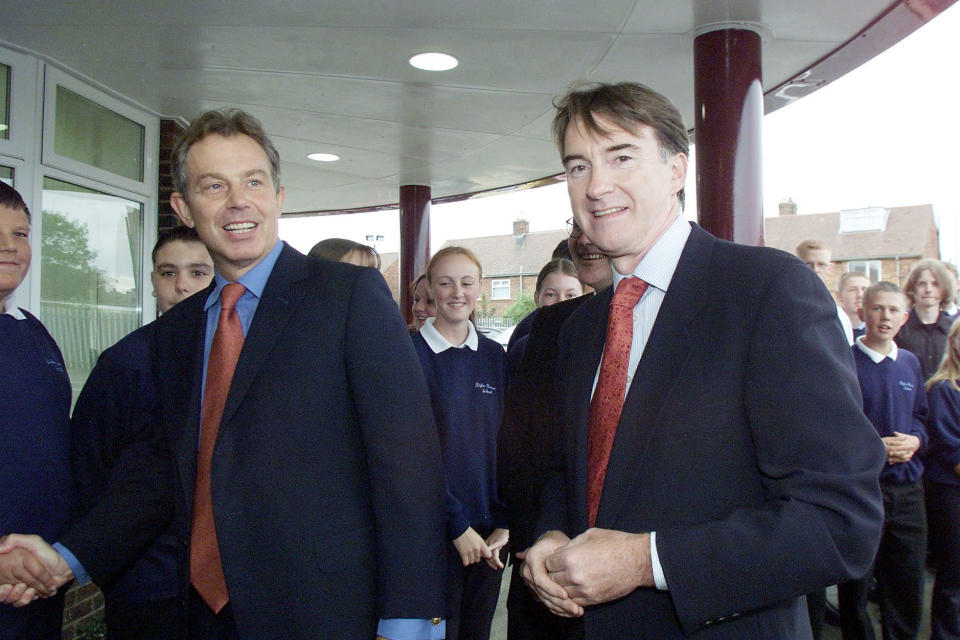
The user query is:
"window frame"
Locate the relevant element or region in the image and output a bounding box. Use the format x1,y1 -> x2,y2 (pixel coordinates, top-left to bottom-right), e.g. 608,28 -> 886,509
42,66 -> 157,197
0,48 -> 39,161
491,278 -> 511,300
39,165 -> 157,319
847,260 -> 882,283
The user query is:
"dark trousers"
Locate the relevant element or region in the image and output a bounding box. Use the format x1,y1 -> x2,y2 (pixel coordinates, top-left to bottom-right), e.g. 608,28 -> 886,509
506,559 -> 583,640
106,594 -> 184,640
188,590 -> 239,640
926,480 -> 960,640
446,541 -> 504,640
838,576 -> 877,640
0,588 -> 65,640
807,589 -> 826,640
839,479 -> 927,640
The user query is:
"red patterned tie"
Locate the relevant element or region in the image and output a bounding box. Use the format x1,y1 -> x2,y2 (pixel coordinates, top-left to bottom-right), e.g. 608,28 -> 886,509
190,282 -> 245,612
587,277 -> 649,527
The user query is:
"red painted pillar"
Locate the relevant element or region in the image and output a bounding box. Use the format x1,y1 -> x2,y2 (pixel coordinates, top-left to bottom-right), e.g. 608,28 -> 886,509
399,184 -> 431,324
693,26 -> 764,246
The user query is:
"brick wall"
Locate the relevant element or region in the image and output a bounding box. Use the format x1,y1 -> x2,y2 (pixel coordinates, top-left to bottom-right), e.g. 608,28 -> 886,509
159,118 -> 187,233
61,583 -> 104,639
479,274 -> 535,317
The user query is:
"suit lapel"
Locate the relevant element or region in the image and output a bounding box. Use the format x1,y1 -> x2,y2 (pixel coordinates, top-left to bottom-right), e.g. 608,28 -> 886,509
566,288 -> 612,527
157,288 -> 209,510
597,226 -> 715,527
218,244 -> 305,429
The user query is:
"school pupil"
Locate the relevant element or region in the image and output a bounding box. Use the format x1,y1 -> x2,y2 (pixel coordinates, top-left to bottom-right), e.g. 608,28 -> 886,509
839,281 -> 929,640
924,317 -> 960,639
411,246 -> 508,640
410,272 -> 437,332
506,258 -> 582,388
0,182 -> 73,638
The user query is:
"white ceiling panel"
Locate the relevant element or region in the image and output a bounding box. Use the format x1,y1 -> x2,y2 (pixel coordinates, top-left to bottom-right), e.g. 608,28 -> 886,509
0,0 -> 937,213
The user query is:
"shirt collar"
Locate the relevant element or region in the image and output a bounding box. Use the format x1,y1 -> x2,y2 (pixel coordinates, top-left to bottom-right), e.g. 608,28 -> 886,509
419,316 -> 479,353
855,335 -> 899,363
1,303 -> 26,319
611,215 -> 691,294
205,239 -> 284,311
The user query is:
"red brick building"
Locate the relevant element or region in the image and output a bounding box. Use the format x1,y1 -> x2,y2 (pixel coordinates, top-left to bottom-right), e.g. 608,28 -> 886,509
764,202 -> 942,291
439,220 -> 568,319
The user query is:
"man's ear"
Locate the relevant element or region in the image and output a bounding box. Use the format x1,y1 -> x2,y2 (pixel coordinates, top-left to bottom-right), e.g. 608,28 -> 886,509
669,153 -> 687,198
170,192 -> 195,228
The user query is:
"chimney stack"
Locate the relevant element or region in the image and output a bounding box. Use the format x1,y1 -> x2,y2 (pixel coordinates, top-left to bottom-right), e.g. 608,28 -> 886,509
779,198 -> 797,216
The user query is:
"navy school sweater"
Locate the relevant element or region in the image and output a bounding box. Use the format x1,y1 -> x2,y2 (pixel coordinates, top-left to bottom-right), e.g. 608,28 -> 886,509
412,331 -> 507,540
853,344 -> 928,484
0,310 -> 74,542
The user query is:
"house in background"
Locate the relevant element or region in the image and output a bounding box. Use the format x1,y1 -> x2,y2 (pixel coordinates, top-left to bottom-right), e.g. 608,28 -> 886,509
379,252 -> 402,303
440,220 -> 567,320
764,201 -> 942,291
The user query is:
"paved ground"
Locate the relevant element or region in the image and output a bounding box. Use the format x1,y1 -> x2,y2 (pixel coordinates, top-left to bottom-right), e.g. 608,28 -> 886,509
489,569 -> 937,639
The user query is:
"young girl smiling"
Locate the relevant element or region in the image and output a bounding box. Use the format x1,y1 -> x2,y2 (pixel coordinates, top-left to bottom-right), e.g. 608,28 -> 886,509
412,246 -> 507,640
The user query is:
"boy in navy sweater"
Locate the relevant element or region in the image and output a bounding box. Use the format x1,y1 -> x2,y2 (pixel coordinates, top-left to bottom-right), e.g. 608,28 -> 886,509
0,182 -> 73,639
839,281 -> 929,640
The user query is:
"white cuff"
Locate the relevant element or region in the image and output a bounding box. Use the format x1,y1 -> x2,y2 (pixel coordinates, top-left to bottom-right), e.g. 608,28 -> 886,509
650,531 -> 668,590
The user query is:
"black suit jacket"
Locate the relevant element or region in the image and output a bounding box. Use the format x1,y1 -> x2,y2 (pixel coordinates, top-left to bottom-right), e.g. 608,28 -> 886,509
541,224 -> 885,639
60,321 -> 175,589
153,244 -> 447,638
70,321 -> 179,600
500,294 -> 594,553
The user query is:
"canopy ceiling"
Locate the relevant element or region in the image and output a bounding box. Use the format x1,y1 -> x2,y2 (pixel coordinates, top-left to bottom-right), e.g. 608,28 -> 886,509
0,0 -> 949,213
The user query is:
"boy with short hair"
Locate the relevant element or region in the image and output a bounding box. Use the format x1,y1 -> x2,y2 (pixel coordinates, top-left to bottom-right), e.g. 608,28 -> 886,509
839,281 -> 928,640
149,226 -> 214,313
69,227 -> 212,639
797,238 -> 854,345
0,182 -> 73,639
837,271 -> 872,341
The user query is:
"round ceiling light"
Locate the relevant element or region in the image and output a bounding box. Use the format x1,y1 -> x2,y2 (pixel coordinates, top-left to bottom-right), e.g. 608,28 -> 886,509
307,152 -> 340,162
409,52 -> 458,71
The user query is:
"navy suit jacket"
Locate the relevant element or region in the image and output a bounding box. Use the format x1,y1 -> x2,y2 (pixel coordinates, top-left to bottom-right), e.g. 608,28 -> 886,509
70,322 -> 179,601
541,224 -> 885,639
154,244 -> 447,639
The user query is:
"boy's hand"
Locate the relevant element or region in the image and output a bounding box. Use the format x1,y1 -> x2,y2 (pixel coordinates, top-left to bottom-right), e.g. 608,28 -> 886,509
881,432 -> 921,464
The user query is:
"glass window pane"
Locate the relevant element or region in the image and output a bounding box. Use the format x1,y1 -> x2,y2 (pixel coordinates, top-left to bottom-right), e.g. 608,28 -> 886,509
39,176 -> 142,397
54,85 -> 144,181
0,165 -> 11,186
0,63 -> 9,141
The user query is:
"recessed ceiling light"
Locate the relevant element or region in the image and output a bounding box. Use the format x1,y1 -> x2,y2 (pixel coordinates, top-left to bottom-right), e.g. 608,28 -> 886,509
409,52 -> 458,71
307,152 -> 340,162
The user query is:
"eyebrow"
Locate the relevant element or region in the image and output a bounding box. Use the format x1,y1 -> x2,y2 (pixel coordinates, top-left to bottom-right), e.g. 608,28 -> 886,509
562,143 -> 642,166
155,262 -> 212,270
194,168 -> 269,184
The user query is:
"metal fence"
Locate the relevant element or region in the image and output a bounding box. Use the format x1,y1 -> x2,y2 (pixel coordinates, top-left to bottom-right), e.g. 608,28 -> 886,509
476,316 -> 513,330
40,300 -> 140,374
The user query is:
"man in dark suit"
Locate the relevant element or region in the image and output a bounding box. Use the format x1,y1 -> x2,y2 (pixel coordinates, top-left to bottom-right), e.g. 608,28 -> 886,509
163,109 -> 447,639
519,81 -> 886,638
1,109 -> 447,640
498,220 -> 610,640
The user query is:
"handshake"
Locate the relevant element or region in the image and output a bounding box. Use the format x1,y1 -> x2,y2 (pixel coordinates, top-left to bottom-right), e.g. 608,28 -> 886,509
0,534 -> 75,607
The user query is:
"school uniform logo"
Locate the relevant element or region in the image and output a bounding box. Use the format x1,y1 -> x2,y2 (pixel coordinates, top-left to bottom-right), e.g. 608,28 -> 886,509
474,382 -> 496,395
898,380 -> 915,392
